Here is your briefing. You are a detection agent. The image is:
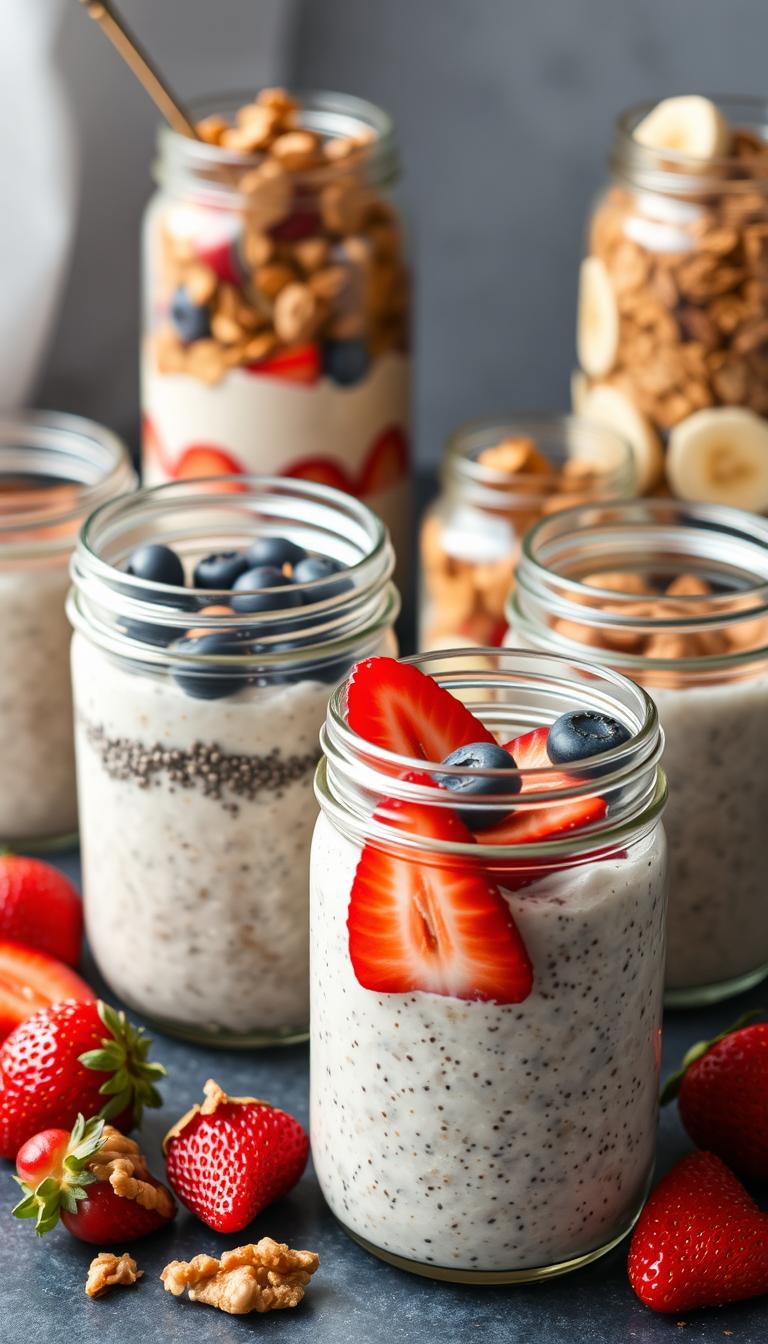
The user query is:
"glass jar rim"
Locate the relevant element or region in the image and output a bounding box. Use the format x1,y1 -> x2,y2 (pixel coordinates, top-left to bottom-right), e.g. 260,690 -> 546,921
317,648 -> 666,860
0,411 -> 134,557
69,473 -> 398,672
441,414 -> 636,507
512,497 -> 768,674
154,88 -> 400,202
611,94 -> 768,194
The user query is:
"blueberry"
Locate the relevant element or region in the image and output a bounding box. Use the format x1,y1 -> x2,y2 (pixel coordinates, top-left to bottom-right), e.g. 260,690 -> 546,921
230,565 -> 303,615
293,555 -> 352,604
126,543 -> 185,588
547,711 -> 632,767
434,742 -> 522,830
247,537 -> 307,570
171,632 -> 249,700
193,551 -> 249,590
322,338 -> 370,387
170,286 -> 211,345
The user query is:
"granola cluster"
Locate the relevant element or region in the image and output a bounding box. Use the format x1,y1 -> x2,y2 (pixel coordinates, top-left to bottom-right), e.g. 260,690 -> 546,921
420,435 -> 620,649
153,87 -> 408,386
161,1238 -> 320,1315
581,127 -> 768,442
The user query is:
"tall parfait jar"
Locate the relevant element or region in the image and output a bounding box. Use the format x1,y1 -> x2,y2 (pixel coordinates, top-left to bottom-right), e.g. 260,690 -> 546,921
575,96 -> 768,505
141,88 -> 411,575
0,412 -> 134,849
311,649 -> 667,1282
68,476 -> 398,1046
509,499 -> 768,1006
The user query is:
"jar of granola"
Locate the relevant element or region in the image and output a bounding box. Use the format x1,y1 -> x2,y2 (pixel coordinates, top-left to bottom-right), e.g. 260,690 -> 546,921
575,95 -> 768,506
142,88 -> 410,575
509,497 -> 768,1007
311,649 -> 667,1280
418,416 -> 634,652
68,476 -> 398,1046
0,412 -> 134,849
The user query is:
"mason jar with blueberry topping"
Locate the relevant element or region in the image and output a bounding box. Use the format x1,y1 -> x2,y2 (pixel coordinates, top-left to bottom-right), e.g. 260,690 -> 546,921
141,87 -> 411,581
68,476 -> 398,1046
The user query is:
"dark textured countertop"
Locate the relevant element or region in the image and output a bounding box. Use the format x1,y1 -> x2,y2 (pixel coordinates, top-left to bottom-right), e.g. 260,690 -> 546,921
0,852 -> 766,1343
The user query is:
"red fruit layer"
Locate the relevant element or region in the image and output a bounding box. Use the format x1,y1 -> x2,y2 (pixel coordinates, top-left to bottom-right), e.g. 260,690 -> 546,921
628,1151 -> 768,1313
245,343 -> 321,384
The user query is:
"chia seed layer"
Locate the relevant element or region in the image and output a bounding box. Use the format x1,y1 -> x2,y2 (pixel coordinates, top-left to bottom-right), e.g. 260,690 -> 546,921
310,813 -> 667,1274
653,675 -> 768,993
0,563 -> 79,843
72,632 -> 337,1038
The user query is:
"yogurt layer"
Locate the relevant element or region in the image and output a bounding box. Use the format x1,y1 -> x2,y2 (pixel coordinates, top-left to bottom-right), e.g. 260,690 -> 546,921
654,674 -> 768,992
72,633 -> 333,1038
0,561 -> 78,843
310,813 -> 666,1273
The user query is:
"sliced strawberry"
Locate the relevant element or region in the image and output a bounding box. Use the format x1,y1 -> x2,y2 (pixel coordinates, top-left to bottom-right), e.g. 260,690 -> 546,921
245,344 -> 321,385
346,657 -> 496,761
0,941 -> 93,1040
195,234 -> 243,287
481,725 -> 607,849
283,455 -> 352,493
171,445 -> 247,493
358,426 -> 409,496
348,796 -> 532,1002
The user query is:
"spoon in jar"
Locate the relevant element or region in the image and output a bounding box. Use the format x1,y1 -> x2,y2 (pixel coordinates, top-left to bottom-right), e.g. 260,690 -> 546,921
77,0 -> 200,139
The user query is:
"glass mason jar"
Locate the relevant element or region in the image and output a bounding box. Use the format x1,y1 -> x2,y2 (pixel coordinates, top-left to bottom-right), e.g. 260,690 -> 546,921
141,89 -> 411,578
509,498 -> 768,1007
575,96 -> 768,504
68,476 -> 398,1046
418,416 -> 635,653
0,411 -> 134,849
311,649 -> 667,1283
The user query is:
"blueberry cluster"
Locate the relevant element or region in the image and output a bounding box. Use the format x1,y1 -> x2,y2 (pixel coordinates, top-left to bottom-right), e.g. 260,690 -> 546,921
124,536 -> 352,699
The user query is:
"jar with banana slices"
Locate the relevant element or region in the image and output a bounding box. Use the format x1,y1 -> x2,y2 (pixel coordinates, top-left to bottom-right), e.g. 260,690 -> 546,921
508,497 -> 768,1008
417,415 -> 634,653
574,95 -> 768,512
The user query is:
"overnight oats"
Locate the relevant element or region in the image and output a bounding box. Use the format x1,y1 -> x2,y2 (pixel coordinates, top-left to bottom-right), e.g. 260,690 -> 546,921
418,416 -> 634,652
510,499 -> 768,1005
0,412 -> 133,848
311,650 -> 667,1281
142,88 -> 410,572
68,477 -> 398,1045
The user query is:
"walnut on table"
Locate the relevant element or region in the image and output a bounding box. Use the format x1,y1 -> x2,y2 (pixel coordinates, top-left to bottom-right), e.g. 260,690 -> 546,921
161,1237 -> 320,1316
85,1251 -> 143,1299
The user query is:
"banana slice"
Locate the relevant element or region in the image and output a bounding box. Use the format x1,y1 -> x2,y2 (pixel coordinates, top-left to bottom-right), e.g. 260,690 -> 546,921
633,95 -> 731,162
576,257 -> 619,378
580,383 -> 663,494
570,368 -> 589,414
667,406 -> 768,511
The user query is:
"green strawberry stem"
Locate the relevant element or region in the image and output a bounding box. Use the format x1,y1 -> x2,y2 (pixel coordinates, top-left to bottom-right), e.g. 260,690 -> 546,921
660,1011 -> 762,1106
12,1114 -> 105,1236
78,1001 -> 166,1124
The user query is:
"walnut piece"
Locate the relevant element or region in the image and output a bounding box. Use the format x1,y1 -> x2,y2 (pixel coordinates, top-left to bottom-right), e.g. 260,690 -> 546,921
85,1252 -> 143,1299
161,1238 -> 320,1316
87,1126 -> 175,1218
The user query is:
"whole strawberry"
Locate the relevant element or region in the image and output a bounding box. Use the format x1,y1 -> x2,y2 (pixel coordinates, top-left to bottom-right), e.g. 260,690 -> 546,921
164,1078 -> 308,1233
662,1016 -> 768,1181
12,1113 -> 175,1244
0,854 -> 83,966
0,999 -> 165,1158
628,1151 -> 768,1312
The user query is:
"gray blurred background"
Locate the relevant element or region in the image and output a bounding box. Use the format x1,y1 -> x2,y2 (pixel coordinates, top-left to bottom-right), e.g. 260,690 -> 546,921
38,0 -> 768,465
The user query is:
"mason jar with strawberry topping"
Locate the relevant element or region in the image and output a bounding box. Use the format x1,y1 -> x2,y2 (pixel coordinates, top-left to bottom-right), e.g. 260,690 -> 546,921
509,498 -> 768,1007
142,88 -> 410,577
311,649 -> 667,1282
418,415 -> 635,653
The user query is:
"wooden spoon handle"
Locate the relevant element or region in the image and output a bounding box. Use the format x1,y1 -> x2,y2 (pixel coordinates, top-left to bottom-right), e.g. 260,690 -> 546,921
79,0 -> 199,139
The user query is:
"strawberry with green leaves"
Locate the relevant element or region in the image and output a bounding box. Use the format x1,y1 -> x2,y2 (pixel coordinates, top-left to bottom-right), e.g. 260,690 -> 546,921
12,1113 -> 175,1243
0,999 -> 165,1159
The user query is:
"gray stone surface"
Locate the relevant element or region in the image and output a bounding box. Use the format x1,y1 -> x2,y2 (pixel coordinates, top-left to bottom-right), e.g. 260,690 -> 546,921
1,850 -> 766,1341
